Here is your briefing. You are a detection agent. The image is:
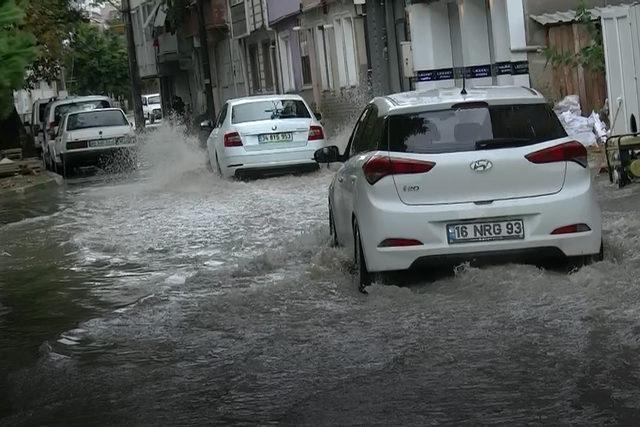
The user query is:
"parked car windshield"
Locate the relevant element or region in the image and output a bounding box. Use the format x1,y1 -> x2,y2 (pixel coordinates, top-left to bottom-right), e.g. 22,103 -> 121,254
54,100 -> 111,124
388,104 -> 567,154
66,110 -> 128,131
148,95 -> 161,104
232,99 -> 311,124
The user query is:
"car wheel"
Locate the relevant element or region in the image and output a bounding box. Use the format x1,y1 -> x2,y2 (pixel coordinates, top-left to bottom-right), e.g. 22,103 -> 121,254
61,157 -> 71,178
329,203 -> 338,247
353,220 -> 372,294
206,151 -> 213,172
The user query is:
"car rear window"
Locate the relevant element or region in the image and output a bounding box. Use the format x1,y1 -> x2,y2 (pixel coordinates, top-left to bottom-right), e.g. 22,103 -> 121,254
148,95 -> 160,104
388,104 -> 567,154
232,99 -> 310,124
55,100 -> 111,123
67,110 -> 128,131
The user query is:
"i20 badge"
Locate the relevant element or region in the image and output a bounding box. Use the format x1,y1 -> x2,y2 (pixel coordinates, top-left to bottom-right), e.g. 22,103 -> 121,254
470,159 -> 493,173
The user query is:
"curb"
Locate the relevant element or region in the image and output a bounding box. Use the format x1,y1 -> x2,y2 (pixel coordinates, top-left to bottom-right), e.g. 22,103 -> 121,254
0,172 -> 62,197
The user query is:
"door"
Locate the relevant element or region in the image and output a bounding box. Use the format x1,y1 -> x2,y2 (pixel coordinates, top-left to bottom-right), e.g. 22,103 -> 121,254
334,106 -> 375,244
209,102 -> 228,160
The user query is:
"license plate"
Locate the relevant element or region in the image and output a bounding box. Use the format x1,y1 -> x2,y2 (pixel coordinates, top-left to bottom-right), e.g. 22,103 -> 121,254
258,132 -> 293,144
89,138 -> 116,148
447,219 -> 525,244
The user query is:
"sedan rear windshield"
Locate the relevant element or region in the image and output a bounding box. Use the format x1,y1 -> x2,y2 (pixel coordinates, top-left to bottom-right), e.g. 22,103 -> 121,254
388,104 -> 567,154
67,111 -> 128,131
55,100 -> 111,123
232,99 -> 310,124
148,95 -> 160,104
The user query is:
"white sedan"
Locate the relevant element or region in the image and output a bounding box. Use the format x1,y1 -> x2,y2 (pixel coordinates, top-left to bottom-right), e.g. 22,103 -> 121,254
203,95 -> 326,178
314,86 -> 603,292
54,108 -> 136,178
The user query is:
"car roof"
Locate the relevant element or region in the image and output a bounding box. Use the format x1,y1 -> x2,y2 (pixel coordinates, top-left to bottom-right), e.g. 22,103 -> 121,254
228,94 -> 305,106
143,93 -> 160,98
65,107 -> 124,117
49,95 -> 111,108
374,86 -> 546,116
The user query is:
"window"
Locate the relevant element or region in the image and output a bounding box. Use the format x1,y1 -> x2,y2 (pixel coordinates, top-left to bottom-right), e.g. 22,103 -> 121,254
262,41 -> 274,91
66,110 -> 128,131
232,99 -> 311,124
216,103 -> 228,127
351,106 -> 381,155
230,0 -> 248,38
315,26 -> 334,91
299,30 -> 312,86
54,100 -> 111,124
279,34 -> 295,92
334,16 -> 358,87
388,104 -> 567,154
248,44 -> 261,92
349,107 -> 371,157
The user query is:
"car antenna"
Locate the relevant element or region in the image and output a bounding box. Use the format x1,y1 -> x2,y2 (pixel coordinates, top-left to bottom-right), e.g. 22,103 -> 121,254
460,68 -> 468,96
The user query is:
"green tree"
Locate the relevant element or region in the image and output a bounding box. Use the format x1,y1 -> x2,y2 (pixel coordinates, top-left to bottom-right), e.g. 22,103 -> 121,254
64,22 -> 130,100
0,0 -> 36,117
23,0 -> 84,86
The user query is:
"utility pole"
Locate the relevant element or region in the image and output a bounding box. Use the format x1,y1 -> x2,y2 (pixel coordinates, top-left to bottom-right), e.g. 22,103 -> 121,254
197,0 -> 215,119
122,0 -> 145,131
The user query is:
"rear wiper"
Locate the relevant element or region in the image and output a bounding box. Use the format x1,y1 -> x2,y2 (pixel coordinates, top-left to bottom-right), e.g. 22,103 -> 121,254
475,138 -> 532,150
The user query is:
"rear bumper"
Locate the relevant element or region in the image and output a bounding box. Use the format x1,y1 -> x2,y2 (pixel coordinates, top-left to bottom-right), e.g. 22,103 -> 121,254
358,182 -> 602,273
61,146 -> 137,166
221,140 -> 325,177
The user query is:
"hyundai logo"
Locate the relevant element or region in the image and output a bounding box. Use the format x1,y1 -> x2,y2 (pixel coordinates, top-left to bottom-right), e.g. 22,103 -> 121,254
272,125 -> 277,131
470,159 -> 493,172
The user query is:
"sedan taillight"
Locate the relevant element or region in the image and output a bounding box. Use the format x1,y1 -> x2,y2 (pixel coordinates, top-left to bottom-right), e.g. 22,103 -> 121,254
308,125 -> 324,141
224,132 -> 243,147
363,155 -> 436,185
525,141 -> 587,168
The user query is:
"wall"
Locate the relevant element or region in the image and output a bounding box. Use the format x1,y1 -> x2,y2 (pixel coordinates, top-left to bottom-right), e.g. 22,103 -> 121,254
301,1 -> 369,136
267,0 -> 299,24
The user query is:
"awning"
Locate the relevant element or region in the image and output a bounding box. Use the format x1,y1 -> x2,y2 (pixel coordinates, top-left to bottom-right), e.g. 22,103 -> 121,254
530,8 -> 602,26
143,1 -> 161,28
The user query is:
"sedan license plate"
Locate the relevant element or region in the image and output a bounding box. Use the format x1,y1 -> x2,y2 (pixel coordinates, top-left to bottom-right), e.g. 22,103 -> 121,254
258,132 -> 293,144
89,138 -> 116,148
447,219 -> 525,244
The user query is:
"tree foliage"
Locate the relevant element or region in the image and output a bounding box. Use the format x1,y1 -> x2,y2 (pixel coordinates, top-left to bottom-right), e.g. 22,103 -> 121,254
64,22 -> 130,99
23,0 -> 84,86
0,0 -> 36,117
543,0 -> 605,72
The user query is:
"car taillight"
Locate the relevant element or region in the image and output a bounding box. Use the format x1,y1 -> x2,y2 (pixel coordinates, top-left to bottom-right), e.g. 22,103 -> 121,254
551,224 -> 591,235
363,155 -> 436,185
224,132 -> 242,147
525,141 -> 587,168
378,238 -> 423,248
308,125 -> 324,141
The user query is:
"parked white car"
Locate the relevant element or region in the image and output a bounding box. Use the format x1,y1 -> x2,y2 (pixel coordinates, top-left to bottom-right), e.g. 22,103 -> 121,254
43,95 -> 113,171
315,86 -> 603,292
53,108 -> 136,177
30,98 -> 52,154
203,94 -> 326,178
142,93 -> 162,124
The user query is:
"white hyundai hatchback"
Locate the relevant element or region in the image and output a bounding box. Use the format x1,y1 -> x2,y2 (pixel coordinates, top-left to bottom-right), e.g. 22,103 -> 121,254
314,87 -> 603,291
203,95 -> 325,178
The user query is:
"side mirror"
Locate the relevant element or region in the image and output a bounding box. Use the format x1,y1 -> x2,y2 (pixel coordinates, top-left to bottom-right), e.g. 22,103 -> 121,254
314,145 -> 341,164
200,119 -> 214,130
53,126 -> 60,138
314,112 -> 322,121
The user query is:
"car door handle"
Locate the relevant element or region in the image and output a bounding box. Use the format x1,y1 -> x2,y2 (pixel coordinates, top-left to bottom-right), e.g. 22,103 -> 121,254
338,176 -> 344,183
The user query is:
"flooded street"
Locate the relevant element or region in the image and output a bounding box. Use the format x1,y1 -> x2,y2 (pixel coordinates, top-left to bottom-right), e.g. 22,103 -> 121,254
2,125 -> 640,424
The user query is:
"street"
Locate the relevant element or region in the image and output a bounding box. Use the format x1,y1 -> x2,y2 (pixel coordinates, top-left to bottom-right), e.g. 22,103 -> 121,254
2,124 -> 640,424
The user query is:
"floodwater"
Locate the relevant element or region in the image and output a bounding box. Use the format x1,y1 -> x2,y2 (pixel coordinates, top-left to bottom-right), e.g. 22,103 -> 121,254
1,123 -> 640,424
